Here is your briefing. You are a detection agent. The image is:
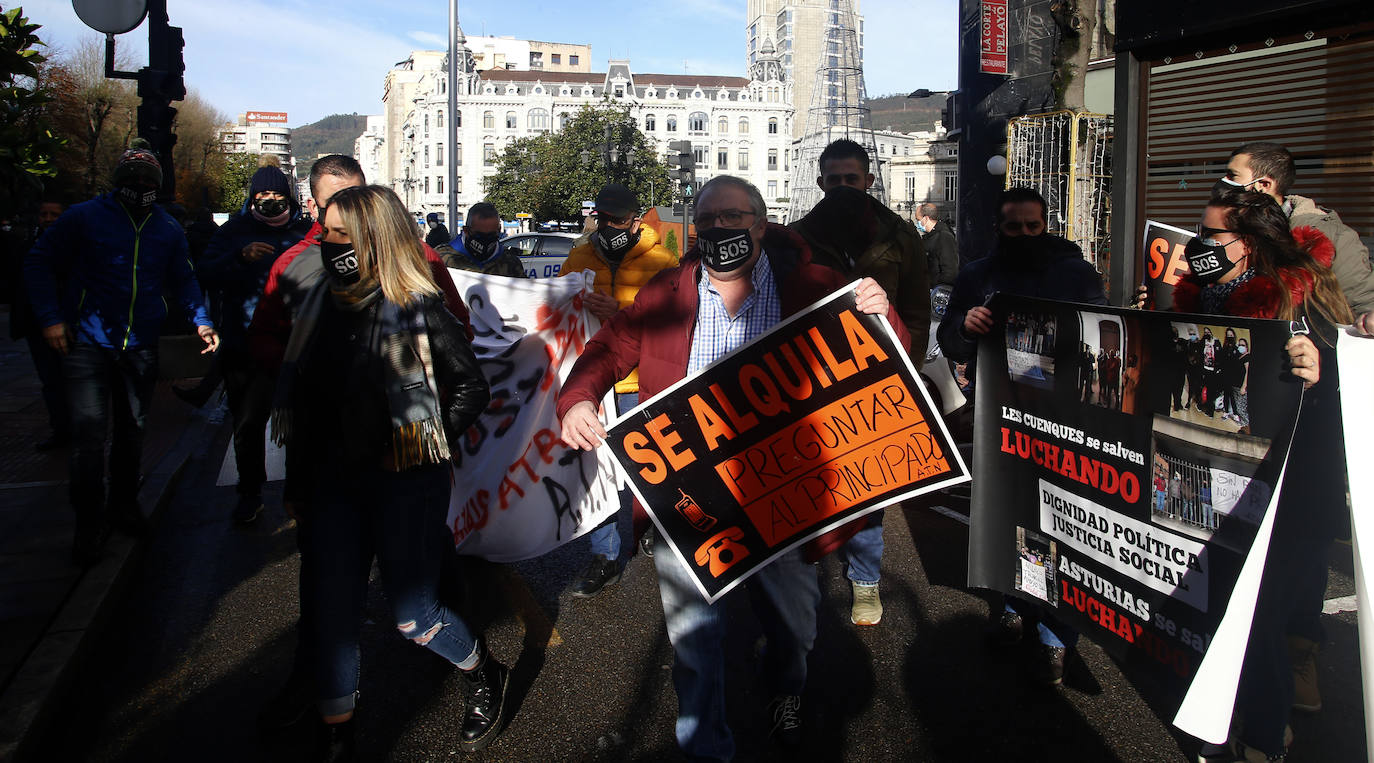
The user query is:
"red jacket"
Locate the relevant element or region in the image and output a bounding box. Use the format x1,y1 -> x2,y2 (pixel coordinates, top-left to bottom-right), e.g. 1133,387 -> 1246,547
558,223 -> 911,561
248,221 -> 470,372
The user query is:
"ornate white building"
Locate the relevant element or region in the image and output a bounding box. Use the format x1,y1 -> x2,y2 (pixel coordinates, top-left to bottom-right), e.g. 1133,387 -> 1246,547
374,32 -> 796,223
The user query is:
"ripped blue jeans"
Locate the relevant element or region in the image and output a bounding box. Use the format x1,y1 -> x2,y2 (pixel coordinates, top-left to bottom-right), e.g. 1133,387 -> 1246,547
301,463 -> 477,716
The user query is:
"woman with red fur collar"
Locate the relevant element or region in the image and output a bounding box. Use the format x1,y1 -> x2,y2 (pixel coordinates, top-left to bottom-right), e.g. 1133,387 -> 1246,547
1170,189 -> 1352,763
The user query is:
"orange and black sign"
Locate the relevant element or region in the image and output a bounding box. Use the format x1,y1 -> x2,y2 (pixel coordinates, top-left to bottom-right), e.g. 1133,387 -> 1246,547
608,284 -> 969,602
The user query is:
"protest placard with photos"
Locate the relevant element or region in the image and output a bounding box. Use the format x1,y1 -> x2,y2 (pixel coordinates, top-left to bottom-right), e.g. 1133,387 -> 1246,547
968,294 -> 1304,741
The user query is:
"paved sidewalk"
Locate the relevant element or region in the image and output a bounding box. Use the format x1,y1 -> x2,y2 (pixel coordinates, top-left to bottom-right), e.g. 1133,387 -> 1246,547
0,309 -> 223,762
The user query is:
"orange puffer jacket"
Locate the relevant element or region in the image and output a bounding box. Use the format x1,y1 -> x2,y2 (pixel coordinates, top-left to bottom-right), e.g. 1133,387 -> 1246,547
560,224 -> 679,393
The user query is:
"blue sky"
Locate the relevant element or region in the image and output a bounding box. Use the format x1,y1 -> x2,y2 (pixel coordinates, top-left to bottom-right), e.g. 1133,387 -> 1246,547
25,0 -> 956,128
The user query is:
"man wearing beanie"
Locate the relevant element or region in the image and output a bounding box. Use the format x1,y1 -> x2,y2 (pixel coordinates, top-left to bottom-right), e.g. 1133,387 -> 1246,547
199,163 -> 311,523
25,144 -> 219,565
560,182 -> 678,597
424,211 -> 452,251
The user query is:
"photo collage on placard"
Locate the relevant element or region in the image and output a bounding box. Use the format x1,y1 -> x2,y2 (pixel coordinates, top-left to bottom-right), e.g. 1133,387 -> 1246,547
1075,311 -> 1142,414
1014,526 -> 1058,605
1161,322 -> 1254,435
1004,310 -> 1057,390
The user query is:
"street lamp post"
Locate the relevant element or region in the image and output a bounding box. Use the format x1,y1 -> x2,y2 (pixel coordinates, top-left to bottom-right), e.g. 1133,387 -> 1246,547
74,0 -> 186,202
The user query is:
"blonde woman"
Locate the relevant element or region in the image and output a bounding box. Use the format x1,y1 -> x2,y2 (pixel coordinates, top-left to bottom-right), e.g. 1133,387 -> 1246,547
271,185 -> 507,759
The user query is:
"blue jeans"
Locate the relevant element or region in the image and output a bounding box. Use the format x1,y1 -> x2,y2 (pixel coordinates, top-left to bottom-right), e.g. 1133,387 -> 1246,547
300,464 -> 477,716
64,342 -> 158,514
1004,596 -> 1079,649
653,535 -> 820,761
843,512 -> 885,585
589,392 -> 639,561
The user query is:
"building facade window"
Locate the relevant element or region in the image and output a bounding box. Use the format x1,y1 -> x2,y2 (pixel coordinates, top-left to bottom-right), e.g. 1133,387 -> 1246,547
945,173 -> 957,201
437,112 -> 444,128
666,116 -> 677,132
739,117 -> 749,133
505,111 -> 517,129
457,177 -> 462,193
528,108 -> 550,130
424,146 -> 429,168
569,54 -> 579,66
689,112 -> 707,133
738,149 -> 749,171
423,114 -> 429,137
437,177 -> 443,194
559,112 -> 571,129
551,53 -> 561,64
767,149 -> 778,170
717,149 -> 728,170
424,177 -> 430,194
768,118 -> 778,134
645,114 -> 655,131
483,111 -> 494,129
455,142 -> 461,165
718,117 -> 728,133
693,145 -> 707,166
484,143 -> 496,166
436,143 -> 443,166
767,180 -> 777,197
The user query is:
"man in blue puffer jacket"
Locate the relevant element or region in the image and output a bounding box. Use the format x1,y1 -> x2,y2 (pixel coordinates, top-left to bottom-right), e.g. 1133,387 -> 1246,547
198,164 -> 311,524
25,147 -> 218,564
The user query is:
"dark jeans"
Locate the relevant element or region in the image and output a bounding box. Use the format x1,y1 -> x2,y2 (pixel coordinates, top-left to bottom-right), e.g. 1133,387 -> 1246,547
24,331 -> 70,437
65,342 -> 158,515
300,463 -> 477,716
223,356 -> 274,497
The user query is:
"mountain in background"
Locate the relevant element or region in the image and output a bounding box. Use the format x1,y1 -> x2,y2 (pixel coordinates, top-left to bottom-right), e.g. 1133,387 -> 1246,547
866,93 -> 948,133
292,113 -> 369,177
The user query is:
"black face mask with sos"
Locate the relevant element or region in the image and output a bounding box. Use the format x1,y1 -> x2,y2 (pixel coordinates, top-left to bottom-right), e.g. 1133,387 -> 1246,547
1183,236 -> 1241,284
697,227 -> 756,273
319,240 -> 361,287
596,226 -> 640,261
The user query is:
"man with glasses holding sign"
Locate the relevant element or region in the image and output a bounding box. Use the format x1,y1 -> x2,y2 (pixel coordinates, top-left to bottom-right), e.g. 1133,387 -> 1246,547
937,186 -> 1107,684
558,175 -> 903,759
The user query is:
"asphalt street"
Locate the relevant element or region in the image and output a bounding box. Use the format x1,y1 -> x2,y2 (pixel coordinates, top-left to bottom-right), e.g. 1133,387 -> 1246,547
34,416 -> 1368,762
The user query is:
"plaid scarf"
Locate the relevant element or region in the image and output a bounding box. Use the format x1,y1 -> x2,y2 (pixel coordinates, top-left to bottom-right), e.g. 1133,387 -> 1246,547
271,281 -> 450,470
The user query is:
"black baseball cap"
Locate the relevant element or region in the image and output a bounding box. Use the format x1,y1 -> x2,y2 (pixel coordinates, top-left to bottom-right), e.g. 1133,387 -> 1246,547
594,183 -> 638,219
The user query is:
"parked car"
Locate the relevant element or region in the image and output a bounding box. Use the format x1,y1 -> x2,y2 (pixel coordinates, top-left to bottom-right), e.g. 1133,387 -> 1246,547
503,232 -> 579,278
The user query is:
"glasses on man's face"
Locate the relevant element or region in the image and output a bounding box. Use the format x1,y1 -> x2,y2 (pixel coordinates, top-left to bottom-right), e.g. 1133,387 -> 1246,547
694,209 -> 756,228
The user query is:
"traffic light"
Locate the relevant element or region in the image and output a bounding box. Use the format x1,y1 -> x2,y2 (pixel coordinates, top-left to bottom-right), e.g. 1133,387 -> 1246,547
668,140 -> 696,200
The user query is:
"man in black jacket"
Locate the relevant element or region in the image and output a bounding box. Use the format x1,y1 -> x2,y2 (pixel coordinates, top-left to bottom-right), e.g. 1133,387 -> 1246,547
199,165 -> 312,524
937,186 -> 1106,685
916,202 -> 959,288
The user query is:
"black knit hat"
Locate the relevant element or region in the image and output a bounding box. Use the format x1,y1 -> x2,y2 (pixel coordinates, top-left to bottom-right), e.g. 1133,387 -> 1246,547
249,166 -> 292,198
113,147 -> 162,188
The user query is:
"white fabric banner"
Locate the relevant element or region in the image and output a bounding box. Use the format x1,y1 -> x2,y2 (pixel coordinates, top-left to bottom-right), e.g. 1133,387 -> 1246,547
445,269 -> 624,562
1336,328 -> 1374,763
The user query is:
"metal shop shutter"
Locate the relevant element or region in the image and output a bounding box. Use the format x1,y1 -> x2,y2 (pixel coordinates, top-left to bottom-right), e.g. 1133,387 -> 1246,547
1141,31 -> 1374,247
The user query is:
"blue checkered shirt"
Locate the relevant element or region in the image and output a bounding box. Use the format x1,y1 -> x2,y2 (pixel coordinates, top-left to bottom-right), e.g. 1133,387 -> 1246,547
687,252 -> 782,375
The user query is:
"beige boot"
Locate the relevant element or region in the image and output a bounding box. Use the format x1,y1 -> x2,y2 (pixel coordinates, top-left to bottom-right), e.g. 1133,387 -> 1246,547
1288,636 -> 1321,712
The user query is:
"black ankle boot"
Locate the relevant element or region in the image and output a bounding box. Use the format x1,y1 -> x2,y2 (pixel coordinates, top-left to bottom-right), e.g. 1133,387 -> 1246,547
458,640 -> 510,752
313,718 -> 358,763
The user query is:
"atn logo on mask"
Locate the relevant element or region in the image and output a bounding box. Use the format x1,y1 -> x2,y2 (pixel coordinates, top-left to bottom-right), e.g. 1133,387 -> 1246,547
702,232 -> 750,264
